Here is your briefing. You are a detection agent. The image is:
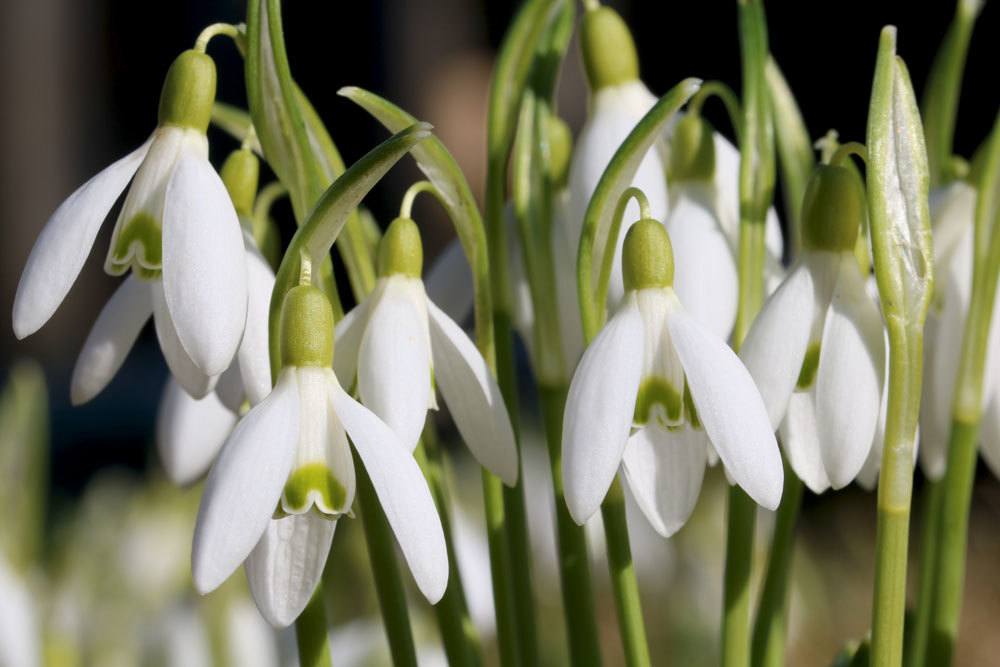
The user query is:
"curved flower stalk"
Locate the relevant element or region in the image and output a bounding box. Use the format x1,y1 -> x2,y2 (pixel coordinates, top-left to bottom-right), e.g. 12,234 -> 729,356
192,285 -> 448,627
742,164 -> 885,493
14,49 -> 248,399
334,216 -> 519,486
563,218 -> 783,537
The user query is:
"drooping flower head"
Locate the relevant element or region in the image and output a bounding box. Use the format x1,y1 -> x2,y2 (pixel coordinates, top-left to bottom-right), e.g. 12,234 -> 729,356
335,216 -> 519,485
741,164 -> 886,492
192,284 -> 447,626
14,49 -> 248,400
563,217 -> 783,537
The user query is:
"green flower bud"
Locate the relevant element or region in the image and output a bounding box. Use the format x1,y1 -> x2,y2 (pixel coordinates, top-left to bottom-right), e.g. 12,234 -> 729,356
668,114 -> 716,183
622,219 -> 674,291
280,285 -> 335,368
581,6 -> 639,91
801,164 -> 866,253
157,50 -> 217,133
377,217 -> 423,278
546,114 -> 573,187
220,148 -> 260,218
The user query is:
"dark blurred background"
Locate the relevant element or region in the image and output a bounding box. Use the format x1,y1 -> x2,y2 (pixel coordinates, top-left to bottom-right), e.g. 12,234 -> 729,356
2,1 -> 999,664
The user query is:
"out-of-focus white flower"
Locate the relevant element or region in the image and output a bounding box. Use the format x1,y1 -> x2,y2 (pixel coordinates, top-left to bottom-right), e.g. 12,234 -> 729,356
0,557 -> 40,667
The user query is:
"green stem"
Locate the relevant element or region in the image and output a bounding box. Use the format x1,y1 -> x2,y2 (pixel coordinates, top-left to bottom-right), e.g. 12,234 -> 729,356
354,458 -> 418,667
908,478 -> 944,667
750,460 -> 804,667
540,384 -> 603,666
926,420 -> 979,666
295,589 -> 333,667
870,331 -> 923,667
722,486 -> 757,667
414,435 -> 482,667
482,470 -> 520,667
601,480 -> 650,667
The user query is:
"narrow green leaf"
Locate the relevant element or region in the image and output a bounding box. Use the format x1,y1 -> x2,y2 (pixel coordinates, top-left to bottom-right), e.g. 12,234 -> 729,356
866,26 -> 933,331
577,78 -> 702,341
210,102 -> 264,155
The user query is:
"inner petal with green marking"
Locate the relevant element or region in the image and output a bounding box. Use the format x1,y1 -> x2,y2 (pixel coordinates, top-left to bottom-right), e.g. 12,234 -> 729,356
796,341 -> 822,390
634,376 -> 685,430
106,212 -> 163,278
280,462 -> 348,517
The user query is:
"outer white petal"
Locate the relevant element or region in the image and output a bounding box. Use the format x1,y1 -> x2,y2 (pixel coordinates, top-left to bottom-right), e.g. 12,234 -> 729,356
162,151 -> 247,376
239,239 -> 276,406
12,138 -> 151,339
427,301 -> 518,486
152,284 -> 217,399
357,280 -> 433,451
156,379 -> 237,486
814,258 -> 884,489
246,514 -> 337,628
739,261 -> 816,429
192,370 -> 299,594
665,185 -> 738,339
215,363 -> 246,414
0,558 -> 40,667
857,364 -> 891,491
668,304 -> 783,509
332,298 -> 371,391
562,295 -> 644,524
621,426 -> 706,537
980,391 -> 1000,479
328,379 -> 448,604
70,277 -> 152,405
424,236 -> 474,325
778,391 -> 830,494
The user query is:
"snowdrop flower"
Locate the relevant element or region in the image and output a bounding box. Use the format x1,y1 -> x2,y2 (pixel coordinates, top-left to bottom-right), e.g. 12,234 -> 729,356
741,164 -> 885,492
14,49 -> 248,399
192,284 -> 447,627
563,219 -> 783,537
333,217 -> 519,485
0,556 -> 40,667
566,5 -> 668,307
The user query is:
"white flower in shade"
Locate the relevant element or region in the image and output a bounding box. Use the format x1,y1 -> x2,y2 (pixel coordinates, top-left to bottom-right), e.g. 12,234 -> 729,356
563,220 -> 783,537
741,165 -> 885,493
333,217 -> 519,485
0,557 -> 40,667
192,285 -> 447,627
13,50 -> 247,399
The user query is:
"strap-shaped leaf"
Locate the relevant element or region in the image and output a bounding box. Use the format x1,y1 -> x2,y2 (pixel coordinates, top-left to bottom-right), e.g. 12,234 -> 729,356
866,26 -> 933,331
577,78 -> 702,341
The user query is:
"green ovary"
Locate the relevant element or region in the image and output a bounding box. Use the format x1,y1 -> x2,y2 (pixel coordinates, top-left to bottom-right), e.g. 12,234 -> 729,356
796,341 -> 821,390
635,377 -> 683,428
108,212 -> 162,278
282,463 -> 346,514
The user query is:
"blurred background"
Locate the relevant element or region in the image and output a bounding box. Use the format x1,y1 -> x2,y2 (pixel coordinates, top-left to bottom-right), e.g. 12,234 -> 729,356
1,0 -> 999,665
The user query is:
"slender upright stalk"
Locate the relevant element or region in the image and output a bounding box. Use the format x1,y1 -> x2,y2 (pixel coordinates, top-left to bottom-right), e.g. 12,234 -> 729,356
482,468 -> 520,667
908,479 -> 944,667
295,591 -> 334,667
602,480 -> 651,667
750,462 -> 804,667
722,487 -> 757,667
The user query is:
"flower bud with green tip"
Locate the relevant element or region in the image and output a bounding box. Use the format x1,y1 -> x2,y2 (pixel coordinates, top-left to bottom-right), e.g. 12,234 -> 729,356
563,213 -> 783,538
192,282 -> 449,627
740,163 -> 887,493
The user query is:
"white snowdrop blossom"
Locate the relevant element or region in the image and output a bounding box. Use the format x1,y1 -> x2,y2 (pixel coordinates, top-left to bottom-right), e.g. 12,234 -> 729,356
13,50 -> 248,400
563,220 -> 783,537
192,285 -> 447,627
741,164 -> 886,492
334,217 -> 519,485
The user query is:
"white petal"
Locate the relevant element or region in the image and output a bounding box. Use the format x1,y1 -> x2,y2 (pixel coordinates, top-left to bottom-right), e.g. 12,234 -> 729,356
328,379 -> 448,604
778,392 -> 830,494
156,379 -> 237,486
12,138 -> 151,339
245,514 -> 337,628
815,257 -> 884,489
162,151 -> 247,376
668,304 -> 783,509
152,284 -> 217,399
739,261 -> 816,429
857,368 -> 891,491
215,363 -> 246,414
70,277 -> 152,405
562,295 -> 645,524
357,279 -> 433,451
332,298 -> 371,391
665,185 -> 738,339
192,370 -> 299,594
424,236 -> 474,325
0,558 -> 40,667
239,239 -> 276,406
427,301 -> 518,486
621,426 -> 707,537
